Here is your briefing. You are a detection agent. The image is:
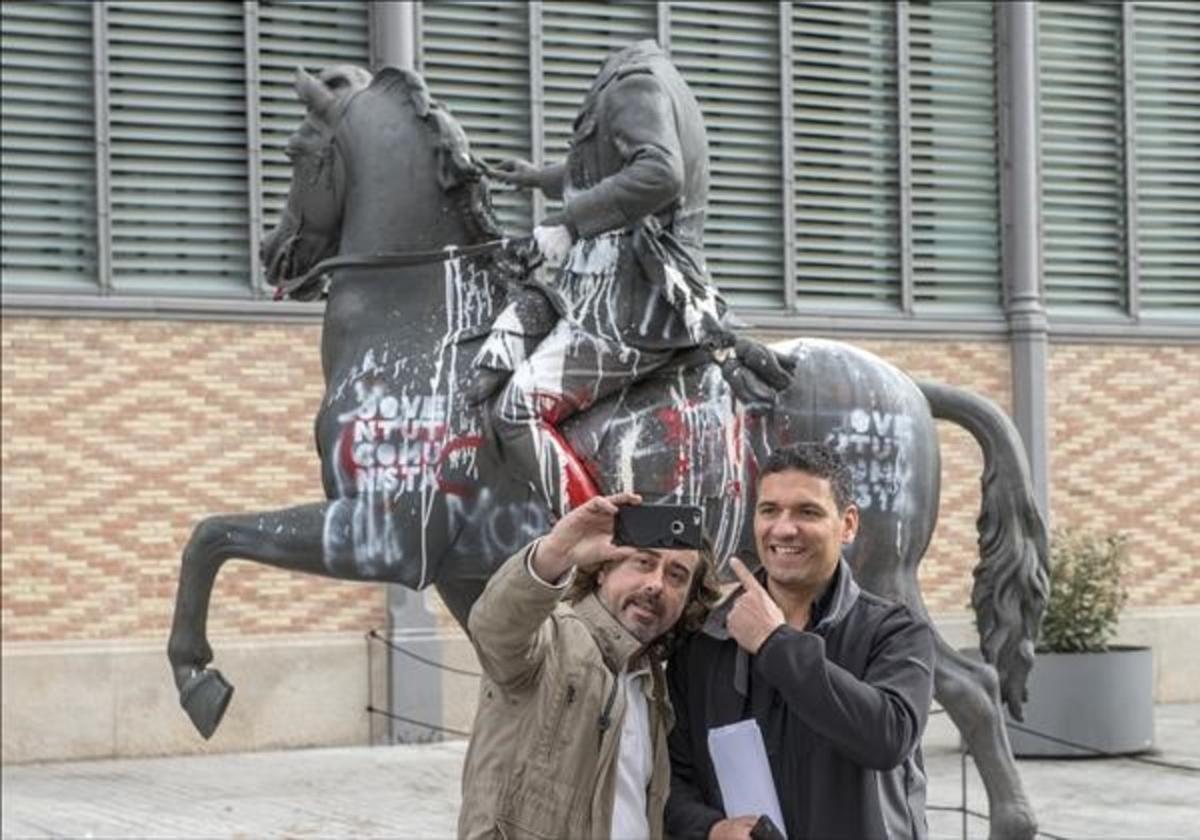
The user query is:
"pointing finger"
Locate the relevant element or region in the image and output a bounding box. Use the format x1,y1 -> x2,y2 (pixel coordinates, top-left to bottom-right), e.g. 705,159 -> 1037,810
728,556 -> 762,591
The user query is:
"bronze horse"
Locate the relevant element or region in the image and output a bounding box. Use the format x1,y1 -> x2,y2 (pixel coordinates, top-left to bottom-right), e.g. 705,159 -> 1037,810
167,66 -> 1048,839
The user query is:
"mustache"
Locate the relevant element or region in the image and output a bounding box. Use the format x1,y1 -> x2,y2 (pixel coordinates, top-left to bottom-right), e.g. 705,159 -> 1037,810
623,590 -> 663,616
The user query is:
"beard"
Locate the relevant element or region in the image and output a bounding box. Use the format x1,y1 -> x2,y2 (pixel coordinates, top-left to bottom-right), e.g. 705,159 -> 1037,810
619,591 -> 666,643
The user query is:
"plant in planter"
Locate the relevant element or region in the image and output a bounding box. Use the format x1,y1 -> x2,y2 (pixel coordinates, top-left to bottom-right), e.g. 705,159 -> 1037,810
1039,530 -> 1127,653
1008,529 -> 1154,757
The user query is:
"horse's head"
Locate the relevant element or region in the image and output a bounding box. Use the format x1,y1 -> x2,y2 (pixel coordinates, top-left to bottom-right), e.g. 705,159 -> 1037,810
261,66 -> 371,294
262,65 -> 501,298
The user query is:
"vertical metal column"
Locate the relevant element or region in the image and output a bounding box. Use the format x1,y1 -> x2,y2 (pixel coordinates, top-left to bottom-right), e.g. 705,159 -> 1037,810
370,0 -> 444,745
779,2 -> 797,310
896,2 -> 915,315
242,1 -> 265,297
1121,2 -> 1141,319
372,1 -> 416,70
999,0 -> 1050,520
91,3 -> 113,294
657,1 -> 671,55
529,2 -> 546,225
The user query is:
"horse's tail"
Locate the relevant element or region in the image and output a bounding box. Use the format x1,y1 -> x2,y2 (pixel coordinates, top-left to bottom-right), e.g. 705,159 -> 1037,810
918,379 -> 1050,720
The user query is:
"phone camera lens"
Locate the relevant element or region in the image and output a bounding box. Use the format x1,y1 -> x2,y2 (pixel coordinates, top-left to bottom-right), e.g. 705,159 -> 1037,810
670,520 -> 685,536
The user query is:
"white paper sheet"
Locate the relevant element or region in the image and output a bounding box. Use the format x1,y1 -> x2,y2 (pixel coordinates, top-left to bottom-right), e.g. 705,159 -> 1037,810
707,718 -> 787,838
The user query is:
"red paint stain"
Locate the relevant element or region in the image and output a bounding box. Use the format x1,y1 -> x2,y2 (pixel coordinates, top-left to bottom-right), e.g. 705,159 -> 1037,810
543,421 -> 598,509
656,406 -> 687,445
523,388 -> 599,510
657,404 -> 701,484
338,423 -> 357,481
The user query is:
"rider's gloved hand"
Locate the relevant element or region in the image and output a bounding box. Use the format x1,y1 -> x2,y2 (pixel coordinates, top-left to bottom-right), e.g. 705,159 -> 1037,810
719,357 -> 778,409
533,225 -> 573,268
485,159 -> 543,190
702,321 -> 796,410
732,337 -> 794,393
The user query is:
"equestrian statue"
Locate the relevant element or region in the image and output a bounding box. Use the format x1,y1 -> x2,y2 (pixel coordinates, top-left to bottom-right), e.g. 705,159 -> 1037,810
167,55 -> 1048,840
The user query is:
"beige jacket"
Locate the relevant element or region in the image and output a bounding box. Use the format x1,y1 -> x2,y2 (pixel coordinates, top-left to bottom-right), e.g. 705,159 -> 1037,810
458,545 -> 673,840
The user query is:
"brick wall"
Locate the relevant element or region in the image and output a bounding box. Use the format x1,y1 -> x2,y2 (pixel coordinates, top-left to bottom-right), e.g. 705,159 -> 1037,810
1,317 -> 386,642
4,318 -> 1196,645
1048,343 -> 1200,607
751,335 -> 1200,612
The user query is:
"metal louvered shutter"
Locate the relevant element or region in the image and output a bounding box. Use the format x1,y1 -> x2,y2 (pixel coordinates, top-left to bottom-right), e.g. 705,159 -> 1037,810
1133,1 -> 1200,316
908,1 -> 1001,313
671,2 -> 783,309
104,1 -> 250,297
420,1 -> 532,234
1,1 -> 97,293
792,1 -> 900,312
256,1 -> 368,238
540,1 -> 657,220
1038,1 -> 1127,315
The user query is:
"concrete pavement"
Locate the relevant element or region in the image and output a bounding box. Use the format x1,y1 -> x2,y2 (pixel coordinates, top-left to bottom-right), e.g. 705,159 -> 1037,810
3,704 -> 1197,839
921,703 -> 1199,839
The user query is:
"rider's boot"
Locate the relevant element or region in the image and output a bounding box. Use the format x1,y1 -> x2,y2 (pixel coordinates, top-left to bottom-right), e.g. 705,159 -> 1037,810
469,289 -> 557,405
537,422 -> 601,520
493,388 -> 600,520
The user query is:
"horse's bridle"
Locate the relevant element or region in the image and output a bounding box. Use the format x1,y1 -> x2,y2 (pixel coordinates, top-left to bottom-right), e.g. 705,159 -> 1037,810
272,235 -> 536,301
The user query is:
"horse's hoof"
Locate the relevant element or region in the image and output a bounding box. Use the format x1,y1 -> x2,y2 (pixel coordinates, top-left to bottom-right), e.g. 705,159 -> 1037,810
179,668 -> 234,739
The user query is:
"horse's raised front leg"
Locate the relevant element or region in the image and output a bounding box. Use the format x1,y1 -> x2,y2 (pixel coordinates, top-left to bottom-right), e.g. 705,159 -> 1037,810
167,502 -> 340,739
933,636 -> 1037,840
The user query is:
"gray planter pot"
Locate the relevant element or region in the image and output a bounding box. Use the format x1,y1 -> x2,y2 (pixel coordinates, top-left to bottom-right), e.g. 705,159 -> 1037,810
1007,645 -> 1154,758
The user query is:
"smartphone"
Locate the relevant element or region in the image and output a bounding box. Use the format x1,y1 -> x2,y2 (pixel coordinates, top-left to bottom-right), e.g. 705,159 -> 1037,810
614,504 -> 704,550
749,815 -> 787,840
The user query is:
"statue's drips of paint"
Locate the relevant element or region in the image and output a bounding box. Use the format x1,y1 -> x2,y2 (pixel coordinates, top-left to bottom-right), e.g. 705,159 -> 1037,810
471,40 -> 790,520
168,46 -> 1048,840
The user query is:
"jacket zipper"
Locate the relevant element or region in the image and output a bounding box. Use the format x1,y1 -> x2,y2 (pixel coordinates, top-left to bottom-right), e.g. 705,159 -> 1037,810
543,681 -> 577,761
597,672 -> 619,746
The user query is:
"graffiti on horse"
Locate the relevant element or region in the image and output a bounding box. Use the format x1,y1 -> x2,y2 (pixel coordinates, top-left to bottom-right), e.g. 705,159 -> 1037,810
167,66 -> 1047,839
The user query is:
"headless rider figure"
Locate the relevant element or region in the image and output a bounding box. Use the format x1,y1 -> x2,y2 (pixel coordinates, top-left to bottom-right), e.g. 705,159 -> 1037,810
478,40 -> 790,520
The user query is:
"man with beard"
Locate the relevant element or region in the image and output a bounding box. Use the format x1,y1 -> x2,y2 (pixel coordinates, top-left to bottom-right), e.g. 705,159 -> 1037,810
459,492 -> 721,840
665,443 -> 935,840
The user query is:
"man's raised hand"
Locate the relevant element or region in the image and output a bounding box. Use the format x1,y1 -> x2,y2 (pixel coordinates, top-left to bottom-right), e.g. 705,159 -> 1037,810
726,557 -> 786,655
534,493 -> 642,582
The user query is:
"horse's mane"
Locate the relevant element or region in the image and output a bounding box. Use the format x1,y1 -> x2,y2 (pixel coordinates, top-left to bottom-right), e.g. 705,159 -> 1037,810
368,66 -> 433,116
363,67 -> 502,242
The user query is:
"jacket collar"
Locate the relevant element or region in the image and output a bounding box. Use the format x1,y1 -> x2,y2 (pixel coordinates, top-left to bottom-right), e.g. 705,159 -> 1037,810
703,555 -> 861,640
573,593 -> 646,673
701,557 -> 860,697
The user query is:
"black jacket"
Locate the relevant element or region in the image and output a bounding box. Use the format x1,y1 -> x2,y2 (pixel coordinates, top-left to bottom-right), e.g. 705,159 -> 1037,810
664,560 -> 935,840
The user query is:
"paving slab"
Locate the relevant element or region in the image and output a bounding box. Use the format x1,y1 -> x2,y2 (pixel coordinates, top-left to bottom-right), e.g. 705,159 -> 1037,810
3,705 -> 1197,839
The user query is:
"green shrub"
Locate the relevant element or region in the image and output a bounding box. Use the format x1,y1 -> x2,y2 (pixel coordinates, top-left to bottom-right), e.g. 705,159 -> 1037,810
1039,530 -> 1129,653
